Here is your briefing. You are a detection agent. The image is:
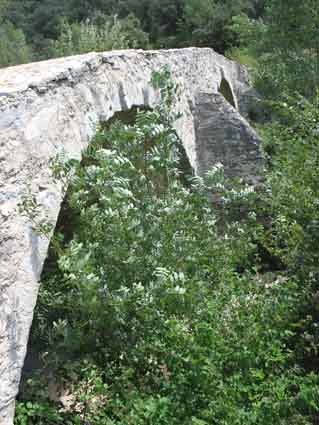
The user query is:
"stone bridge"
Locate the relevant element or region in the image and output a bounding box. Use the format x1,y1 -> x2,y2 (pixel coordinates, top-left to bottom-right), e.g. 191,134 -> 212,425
0,47 -> 262,424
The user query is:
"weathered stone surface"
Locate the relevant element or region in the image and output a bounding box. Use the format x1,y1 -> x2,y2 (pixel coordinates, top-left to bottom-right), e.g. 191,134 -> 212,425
0,47 -> 261,424
194,92 -> 262,182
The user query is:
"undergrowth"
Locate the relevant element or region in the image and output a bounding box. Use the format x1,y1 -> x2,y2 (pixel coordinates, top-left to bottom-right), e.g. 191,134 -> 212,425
15,68 -> 319,425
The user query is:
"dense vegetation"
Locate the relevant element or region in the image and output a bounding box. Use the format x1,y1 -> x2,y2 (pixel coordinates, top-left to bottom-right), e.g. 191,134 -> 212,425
0,0 -> 265,66
8,0 -> 319,423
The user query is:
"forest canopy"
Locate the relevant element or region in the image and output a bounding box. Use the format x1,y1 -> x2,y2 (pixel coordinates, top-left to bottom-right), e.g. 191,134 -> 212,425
0,0 -> 265,65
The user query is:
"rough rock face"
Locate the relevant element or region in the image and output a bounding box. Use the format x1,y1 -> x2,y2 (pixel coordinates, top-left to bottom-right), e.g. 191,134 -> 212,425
195,92 -> 262,180
0,48 -> 262,424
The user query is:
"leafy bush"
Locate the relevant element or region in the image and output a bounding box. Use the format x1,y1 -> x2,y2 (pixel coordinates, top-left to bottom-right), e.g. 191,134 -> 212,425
0,20 -> 31,67
53,14 -> 149,57
229,1 -> 319,99
261,95 -> 319,281
15,69 -> 319,425
183,0 -> 257,52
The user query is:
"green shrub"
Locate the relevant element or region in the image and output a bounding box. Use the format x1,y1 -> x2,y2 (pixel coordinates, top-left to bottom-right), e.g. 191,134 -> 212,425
0,20 -> 31,67
53,14 -> 149,57
16,69 -> 319,425
261,95 -> 319,279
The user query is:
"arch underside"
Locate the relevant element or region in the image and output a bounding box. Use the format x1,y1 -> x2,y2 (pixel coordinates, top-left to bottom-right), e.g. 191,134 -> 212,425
218,77 -> 237,109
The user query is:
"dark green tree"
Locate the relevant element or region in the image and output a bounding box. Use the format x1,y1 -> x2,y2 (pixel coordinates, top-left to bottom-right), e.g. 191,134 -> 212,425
263,0 -> 319,97
183,0 -> 260,52
232,0 -> 319,97
0,21 -> 31,67
0,0 -> 32,67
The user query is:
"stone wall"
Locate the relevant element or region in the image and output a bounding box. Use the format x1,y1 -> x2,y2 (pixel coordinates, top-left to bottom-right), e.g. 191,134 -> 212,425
0,47 -> 262,424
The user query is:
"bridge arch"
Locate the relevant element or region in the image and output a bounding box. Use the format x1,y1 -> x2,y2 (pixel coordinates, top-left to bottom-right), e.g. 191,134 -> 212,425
218,77 -> 237,109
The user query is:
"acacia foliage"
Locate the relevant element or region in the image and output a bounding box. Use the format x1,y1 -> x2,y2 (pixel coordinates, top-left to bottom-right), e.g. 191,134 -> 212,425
15,68 -> 319,425
262,95 -> 319,279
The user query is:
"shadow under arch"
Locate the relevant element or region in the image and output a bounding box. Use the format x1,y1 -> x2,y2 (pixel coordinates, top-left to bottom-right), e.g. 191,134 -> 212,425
218,78 -> 236,108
